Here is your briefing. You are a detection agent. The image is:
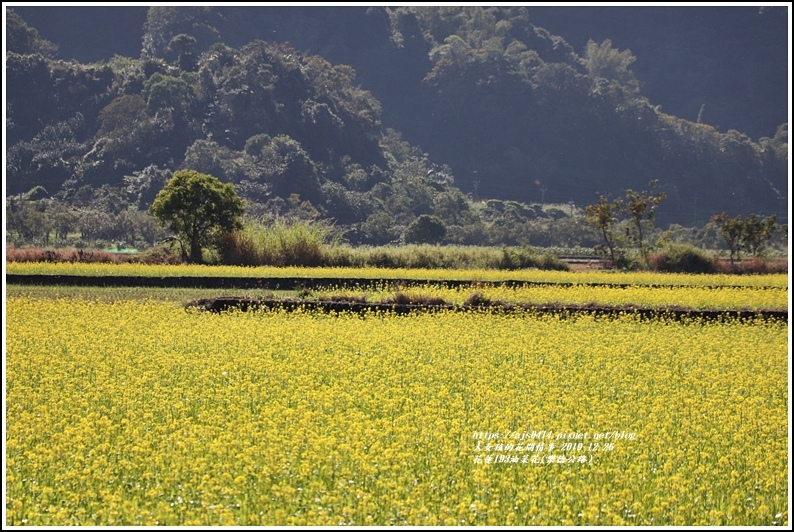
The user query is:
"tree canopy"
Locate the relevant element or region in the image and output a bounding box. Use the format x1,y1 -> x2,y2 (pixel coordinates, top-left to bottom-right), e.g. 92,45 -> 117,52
150,169 -> 244,262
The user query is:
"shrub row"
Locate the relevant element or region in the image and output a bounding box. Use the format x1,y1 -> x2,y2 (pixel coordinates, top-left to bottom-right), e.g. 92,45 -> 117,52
647,243 -> 788,274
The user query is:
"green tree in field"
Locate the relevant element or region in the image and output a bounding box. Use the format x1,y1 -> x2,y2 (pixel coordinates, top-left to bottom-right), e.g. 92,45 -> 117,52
584,193 -> 623,265
150,170 -> 244,262
711,212 -> 745,264
740,213 -> 777,258
624,180 -> 666,260
6,194 -> 51,246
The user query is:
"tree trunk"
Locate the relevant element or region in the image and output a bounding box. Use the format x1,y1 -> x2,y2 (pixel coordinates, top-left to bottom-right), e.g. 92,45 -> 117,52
189,239 -> 203,263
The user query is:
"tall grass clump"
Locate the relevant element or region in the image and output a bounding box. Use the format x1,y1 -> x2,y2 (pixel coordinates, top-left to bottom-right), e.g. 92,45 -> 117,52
329,244 -> 570,271
10,231 -> 572,271
219,219 -> 338,267
498,245 -> 569,271
219,232 -> 572,270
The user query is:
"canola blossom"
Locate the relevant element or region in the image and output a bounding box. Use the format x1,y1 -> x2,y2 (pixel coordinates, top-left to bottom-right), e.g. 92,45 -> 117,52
5,282 -> 787,311
5,261 -> 788,288
5,297 -> 788,526
312,284 -> 787,311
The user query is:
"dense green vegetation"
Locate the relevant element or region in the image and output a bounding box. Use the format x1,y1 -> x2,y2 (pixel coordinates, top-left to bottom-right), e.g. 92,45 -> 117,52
149,169 -> 244,262
5,6 -> 788,259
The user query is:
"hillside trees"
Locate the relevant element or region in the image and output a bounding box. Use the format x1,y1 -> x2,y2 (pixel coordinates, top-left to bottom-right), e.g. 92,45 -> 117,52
141,6 -> 222,59
5,15 -> 402,228
404,214 -> 447,244
7,114 -> 91,196
582,38 -> 639,93
6,9 -> 58,57
389,6 -> 785,221
247,135 -> 322,203
167,34 -> 198,71
93,94 -> 162,172
196,40 -> 284,148
124,164 -> 172,209
6,52 -> 114,148
180,134 -> 322,205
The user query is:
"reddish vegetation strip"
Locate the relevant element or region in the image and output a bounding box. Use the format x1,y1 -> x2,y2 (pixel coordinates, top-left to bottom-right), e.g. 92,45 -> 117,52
185,297 -> 788,322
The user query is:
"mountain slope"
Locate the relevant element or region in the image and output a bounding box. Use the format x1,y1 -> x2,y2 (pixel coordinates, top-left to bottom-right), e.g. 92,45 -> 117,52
6,6 -> 789,229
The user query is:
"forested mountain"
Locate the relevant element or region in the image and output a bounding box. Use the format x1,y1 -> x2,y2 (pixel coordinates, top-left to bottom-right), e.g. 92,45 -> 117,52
528,6 -> 788,142
5,6 -> 789,248
13,5 -> 787,141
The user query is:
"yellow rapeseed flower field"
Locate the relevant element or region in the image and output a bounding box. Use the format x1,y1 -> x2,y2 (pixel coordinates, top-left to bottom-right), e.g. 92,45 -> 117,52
5,261 -> 788,287
312,284 -> 787,311
5,297 -> 788,526
5,282 -> 787,311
